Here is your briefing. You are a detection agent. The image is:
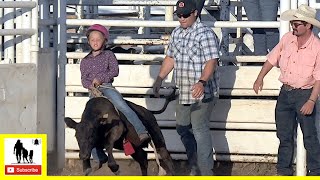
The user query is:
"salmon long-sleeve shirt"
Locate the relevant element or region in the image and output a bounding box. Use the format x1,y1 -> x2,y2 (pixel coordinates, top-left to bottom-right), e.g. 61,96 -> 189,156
80,50 -> 119,89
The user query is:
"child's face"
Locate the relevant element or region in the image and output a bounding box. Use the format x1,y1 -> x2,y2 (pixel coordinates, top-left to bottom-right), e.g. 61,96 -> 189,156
88,31 -> 106,51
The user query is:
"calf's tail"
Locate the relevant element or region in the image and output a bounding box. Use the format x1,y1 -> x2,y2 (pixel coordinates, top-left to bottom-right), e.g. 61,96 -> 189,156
149,88 -> 177,114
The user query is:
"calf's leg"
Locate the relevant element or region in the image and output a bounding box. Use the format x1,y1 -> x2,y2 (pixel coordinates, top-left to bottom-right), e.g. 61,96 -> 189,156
105,125 -> 124,175
158,147 -> 175,175
131,148 -> 148,176
82,159 -> 92,176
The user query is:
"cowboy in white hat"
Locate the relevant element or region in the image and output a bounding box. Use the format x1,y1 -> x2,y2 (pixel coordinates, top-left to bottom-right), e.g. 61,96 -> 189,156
253,4 -> 320,176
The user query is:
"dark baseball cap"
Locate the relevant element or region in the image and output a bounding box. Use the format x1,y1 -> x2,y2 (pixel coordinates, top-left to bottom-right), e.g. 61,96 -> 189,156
174,0 -> 197,15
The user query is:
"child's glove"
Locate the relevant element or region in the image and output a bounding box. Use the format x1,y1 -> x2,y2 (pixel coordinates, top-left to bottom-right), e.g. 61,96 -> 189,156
90,87 -> 103,97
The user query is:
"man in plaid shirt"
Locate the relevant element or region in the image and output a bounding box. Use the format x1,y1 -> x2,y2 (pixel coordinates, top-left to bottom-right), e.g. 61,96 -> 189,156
153,0 -> 219,176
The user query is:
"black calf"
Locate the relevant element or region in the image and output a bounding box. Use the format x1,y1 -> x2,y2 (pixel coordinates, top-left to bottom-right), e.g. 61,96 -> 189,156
65,96 -> 175,175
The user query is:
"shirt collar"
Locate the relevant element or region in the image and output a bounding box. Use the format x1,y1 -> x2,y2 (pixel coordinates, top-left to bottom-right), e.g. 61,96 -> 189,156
87,50 -> 105,58
291,32 -> 315,49
180,17 -> 201,34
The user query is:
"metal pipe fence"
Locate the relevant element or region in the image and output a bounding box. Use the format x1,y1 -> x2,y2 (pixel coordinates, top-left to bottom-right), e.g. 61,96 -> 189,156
0,0 -> 39,64
2,0 -> 320,175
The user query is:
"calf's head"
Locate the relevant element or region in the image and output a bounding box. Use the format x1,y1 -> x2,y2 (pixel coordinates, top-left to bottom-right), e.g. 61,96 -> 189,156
64,117 -> 99,160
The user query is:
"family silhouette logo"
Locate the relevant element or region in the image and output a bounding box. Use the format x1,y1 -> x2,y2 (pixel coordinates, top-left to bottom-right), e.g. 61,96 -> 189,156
1,134 -> 47,176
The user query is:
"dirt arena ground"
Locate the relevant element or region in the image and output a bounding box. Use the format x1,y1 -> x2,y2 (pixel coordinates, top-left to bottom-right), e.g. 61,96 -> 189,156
48,159 -> 278,176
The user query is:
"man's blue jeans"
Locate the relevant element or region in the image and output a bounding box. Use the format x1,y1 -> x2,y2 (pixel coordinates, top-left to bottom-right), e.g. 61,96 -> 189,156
242,0 -> 279,55
275,87 -> 320,175
176,99 -> 216,175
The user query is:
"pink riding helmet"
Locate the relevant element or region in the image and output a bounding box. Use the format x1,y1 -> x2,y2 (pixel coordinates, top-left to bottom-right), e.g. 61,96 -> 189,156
86,24 -> 109,40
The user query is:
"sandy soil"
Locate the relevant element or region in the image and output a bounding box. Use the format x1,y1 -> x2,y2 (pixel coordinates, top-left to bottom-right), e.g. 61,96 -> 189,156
48,159 -> 278,176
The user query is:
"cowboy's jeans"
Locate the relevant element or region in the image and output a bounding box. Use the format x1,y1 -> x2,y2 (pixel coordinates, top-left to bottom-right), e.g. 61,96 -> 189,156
242,0 -> 279,55
97,83 -> 147,135
176,99 -> 215,175
275,87 -> 320,175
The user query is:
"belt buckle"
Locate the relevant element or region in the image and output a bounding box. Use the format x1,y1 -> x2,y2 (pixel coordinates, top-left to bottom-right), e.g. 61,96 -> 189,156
283,84 -> 294,91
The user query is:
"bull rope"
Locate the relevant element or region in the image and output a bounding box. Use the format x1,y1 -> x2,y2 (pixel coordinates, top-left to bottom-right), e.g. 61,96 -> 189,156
149,140 -> 166,175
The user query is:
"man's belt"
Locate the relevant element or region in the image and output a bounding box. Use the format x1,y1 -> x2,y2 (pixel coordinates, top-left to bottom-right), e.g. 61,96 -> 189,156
282,84 -> 300,91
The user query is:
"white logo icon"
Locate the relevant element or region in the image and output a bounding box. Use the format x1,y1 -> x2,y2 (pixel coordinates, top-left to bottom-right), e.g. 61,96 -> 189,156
7,167 -> 14,173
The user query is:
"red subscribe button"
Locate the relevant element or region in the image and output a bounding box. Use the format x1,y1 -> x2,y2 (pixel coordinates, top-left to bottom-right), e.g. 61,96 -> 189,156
5,165 -> 41,175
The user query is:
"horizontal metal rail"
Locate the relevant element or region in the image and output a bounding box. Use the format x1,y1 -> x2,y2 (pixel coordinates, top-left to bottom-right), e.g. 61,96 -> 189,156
66,52 -> 267,63
66,0 -> 217,6
39,19 -> 56,26
68,37 -> 169,45
1,20 -> 55,30
67,19 -> 280,28
0,29 -> 36,36
0,1 -> 37,8
68,33 -> 170,40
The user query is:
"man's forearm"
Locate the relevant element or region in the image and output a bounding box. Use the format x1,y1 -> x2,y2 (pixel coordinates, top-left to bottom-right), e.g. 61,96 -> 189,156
309,80 -> 320,102
158,56 -> 174,79
200,59 -> 217,81
257,60 -> 274,80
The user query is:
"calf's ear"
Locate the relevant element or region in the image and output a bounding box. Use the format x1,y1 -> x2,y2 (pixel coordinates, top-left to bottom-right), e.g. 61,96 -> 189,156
64,117 -> 78,129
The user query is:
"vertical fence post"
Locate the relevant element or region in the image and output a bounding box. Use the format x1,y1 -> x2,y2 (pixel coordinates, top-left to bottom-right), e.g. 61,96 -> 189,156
165,5 -> 174,33
296,124 -> 307,176
39,0 -> 50,48
164,5 -> 174,52
75,0 -> 84,52
298,0 -> 308,6
0,4 -> 2,62
15,2 -> 23,63
31,0 -> 39,64
220,0 -> 230,57
291,0 -> 298,10
279,0 -> 290,39
138,6 -> 151,54
4,0 -> 15,63
21,0 -> 32,63
55,0 -> 67,170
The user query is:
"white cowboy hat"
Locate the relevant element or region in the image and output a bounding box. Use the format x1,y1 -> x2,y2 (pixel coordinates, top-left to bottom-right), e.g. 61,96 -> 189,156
280,4 -> 320,28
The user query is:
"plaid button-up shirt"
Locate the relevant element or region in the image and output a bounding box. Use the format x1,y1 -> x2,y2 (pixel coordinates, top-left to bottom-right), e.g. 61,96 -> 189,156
167,18 -> 220,104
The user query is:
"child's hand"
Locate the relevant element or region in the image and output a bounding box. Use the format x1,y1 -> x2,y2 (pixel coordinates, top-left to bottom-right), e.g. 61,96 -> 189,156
92,78 -> 101,88
90,87 -> 103,97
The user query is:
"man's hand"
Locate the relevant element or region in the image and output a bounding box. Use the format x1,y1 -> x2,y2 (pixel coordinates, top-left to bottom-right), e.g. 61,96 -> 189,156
153,76 -> 163,98
300,100 -> 315,115
92,78 -> 102,88
253,78 -> 264,94
191,82 -> 204,99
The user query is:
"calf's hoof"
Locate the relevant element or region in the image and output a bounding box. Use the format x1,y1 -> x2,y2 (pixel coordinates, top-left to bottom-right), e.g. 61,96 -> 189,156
108,164 -> 119,173
98,158 -> 108,169
114,169 -> 121,175
84,168 -> 92,176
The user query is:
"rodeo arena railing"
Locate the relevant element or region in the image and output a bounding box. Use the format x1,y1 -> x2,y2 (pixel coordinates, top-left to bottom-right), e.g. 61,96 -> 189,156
0,0 -> 66,170
1,0 -> 320,176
